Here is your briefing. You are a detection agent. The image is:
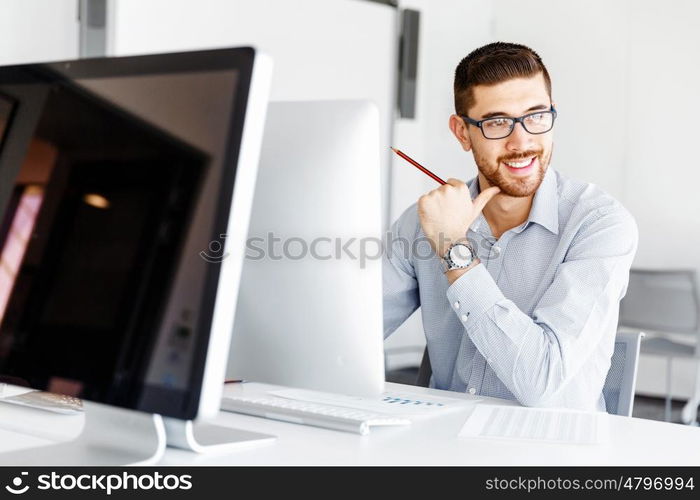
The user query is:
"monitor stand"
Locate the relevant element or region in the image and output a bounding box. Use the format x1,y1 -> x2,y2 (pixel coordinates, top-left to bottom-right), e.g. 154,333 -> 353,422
163,416 -> 276,453
0,401 -> 276,465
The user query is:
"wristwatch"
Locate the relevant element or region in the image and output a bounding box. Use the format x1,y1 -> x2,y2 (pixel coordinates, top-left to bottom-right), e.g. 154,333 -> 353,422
441,242 -> 476,272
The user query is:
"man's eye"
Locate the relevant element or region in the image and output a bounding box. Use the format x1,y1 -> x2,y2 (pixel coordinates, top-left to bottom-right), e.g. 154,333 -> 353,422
484,118 -> 510,128
526,113 -> 545,122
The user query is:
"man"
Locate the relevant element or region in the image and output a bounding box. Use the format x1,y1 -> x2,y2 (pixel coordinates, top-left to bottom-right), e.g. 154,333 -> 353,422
383,42 -> 638,411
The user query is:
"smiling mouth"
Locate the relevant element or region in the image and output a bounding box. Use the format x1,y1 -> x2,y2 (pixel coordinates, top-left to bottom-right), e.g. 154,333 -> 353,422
503,156 -> 536,169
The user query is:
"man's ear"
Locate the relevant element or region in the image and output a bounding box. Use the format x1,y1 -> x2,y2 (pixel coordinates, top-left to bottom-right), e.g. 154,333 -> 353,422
449,114 -> 472,152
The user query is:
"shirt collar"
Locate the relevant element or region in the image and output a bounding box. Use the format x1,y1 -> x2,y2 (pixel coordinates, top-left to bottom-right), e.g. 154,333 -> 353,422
466,167 -> 559,235
527,167 -> 559,234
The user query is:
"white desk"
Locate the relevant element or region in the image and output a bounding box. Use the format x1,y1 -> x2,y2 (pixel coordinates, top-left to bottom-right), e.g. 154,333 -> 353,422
1,382 -> 700,466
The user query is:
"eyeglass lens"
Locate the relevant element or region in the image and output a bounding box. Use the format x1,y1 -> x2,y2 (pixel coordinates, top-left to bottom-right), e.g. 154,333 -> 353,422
482,112 -> 554,139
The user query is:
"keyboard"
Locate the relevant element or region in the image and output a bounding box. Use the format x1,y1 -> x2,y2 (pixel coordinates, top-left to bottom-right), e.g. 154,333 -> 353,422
221,395 -> 411,435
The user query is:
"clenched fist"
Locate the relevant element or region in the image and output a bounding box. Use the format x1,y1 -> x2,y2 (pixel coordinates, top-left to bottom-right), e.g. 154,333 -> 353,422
417,178 -> 500,258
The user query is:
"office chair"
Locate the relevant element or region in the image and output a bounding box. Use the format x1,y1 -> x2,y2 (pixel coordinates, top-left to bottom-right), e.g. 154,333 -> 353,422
384,346 -> 427,385
414,331 -> 644,417
602,331 -> 644,416
618,269 -> 700,424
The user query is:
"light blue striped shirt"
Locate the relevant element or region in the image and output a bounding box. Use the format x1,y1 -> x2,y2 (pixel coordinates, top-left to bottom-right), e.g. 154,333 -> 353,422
383,168 -> 638,411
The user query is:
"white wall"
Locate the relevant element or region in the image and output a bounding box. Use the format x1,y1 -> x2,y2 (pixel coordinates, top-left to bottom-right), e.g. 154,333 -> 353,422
623,0 -> 700,271
621,0 -> 700,398
0,0 -> 78,65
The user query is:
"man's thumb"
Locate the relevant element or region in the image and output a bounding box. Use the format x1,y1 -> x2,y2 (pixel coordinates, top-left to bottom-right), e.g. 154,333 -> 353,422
473,186 -> 501,213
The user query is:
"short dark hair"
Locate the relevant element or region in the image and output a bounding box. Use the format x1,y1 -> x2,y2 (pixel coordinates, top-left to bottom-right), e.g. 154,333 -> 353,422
454,42 -> 552,115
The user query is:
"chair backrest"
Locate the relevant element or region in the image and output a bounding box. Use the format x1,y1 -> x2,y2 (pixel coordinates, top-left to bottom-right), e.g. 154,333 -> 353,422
416,348 -> 431,388
619,269 -> 700,336
415,331 -> 644,416
602,331 -> 644,416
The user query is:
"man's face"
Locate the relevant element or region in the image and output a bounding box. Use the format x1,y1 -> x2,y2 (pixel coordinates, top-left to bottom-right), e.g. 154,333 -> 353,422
451,72 -> 554,197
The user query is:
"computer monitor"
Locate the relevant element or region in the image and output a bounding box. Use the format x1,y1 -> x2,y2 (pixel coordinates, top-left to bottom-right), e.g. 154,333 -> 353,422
0,47 -> 274,463
227,100 -> 385,397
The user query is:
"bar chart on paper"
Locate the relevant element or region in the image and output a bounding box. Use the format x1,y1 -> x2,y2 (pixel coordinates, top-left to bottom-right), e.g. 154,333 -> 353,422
268,388 -> 476,417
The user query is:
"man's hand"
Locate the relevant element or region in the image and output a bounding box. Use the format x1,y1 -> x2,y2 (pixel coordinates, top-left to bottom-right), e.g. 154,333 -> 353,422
417,178 -> 500,258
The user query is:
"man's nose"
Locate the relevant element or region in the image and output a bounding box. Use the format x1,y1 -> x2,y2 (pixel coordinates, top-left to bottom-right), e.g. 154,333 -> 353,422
505,121 -> 534,151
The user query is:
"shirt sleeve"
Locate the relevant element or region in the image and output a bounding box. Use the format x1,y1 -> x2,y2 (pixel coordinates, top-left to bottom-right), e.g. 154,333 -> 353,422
445,206 -> 638,407
383,205 -> 420,339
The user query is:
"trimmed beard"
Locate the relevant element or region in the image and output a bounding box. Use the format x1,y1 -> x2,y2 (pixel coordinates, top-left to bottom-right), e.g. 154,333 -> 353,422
473,147 -> 551,197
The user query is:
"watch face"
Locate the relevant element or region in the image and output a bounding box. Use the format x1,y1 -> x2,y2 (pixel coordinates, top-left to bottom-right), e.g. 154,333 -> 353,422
449,244 -> 473,266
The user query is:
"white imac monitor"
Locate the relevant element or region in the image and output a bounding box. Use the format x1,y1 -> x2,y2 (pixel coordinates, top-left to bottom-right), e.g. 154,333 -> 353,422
227,100 -> 385,397
0,47 -> 273,464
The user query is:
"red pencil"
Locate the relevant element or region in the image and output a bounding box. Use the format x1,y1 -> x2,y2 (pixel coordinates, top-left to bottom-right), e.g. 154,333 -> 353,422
390,147 -> 446,185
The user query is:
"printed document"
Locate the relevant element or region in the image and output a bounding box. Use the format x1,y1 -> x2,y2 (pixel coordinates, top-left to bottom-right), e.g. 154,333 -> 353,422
459,405 -> 606,444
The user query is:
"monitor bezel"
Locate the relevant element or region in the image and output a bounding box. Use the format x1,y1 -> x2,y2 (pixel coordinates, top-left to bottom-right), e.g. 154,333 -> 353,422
0,47 -> 259,420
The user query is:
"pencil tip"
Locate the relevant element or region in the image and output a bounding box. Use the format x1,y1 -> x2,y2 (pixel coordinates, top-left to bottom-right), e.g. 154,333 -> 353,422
390,147 -> 397,152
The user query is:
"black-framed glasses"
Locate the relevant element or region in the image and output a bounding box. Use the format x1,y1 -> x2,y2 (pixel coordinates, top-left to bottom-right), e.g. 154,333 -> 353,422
460,105 -> 557,140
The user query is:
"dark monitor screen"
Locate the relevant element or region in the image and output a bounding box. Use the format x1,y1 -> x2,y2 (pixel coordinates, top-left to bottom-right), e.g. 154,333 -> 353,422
0,48 -> 258,419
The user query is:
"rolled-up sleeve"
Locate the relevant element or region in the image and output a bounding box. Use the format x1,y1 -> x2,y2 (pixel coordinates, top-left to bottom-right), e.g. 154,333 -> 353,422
446,207 -> 638,408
